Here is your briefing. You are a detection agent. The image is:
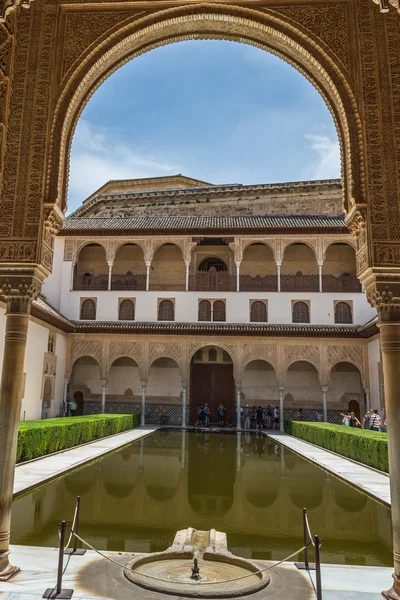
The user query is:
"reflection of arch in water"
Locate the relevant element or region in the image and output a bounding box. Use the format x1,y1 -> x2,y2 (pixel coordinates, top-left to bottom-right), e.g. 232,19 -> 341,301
331,478 -> 368,513
102,452 -> 137,498
145,454 -> 181,501
188,433 -> 235,516
243,459 -> 281,508
289,461 -> 326,510
64,466 -> 96,496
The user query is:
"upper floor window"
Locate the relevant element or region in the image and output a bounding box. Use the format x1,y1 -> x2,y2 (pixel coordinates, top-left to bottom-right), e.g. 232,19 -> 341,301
119,299 -> 135,321
213,300 -> 226,322
158,299 -> 174,321
80,298 -> 96,320
208,348 -> 217,362
292,301 -> 309,323
335,301 -> 352,324
198,300 -> 212,321
250,301 -> 267,323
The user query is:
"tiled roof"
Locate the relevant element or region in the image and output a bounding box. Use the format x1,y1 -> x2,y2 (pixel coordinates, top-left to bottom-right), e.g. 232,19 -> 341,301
61,214 -> 347,233
72,321 -> 360,337
31,296 -> 74,331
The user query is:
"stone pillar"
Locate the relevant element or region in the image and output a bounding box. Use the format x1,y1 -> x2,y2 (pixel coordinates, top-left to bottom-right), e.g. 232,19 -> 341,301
182,384 -> 187,428
236,384 -> 242,430
145,262 -> 151,292
277,262 -> 281,293
318,263 -> 323,293
279,387 -> 284,432
365,387 -> 370,412
378,317 -> 400,600
101,380 -> 107,414
107,262 -> 113,291
322,386 -> 328,422
185,262 -> 190,292
141,382 -> 147,427
63,379 -> 69,417
0,287 -> 36,580
235,262 -> 241,292
70,263 -> 76,291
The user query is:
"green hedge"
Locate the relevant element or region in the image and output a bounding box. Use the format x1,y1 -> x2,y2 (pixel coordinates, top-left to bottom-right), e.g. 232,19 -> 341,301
17,414 -> 140,463
284,421 -> 388,473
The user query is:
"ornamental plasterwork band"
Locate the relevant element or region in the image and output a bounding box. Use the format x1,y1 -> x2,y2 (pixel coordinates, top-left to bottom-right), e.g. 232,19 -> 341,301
0,0 -> 33,22
0,278 -> 42,314
373,0 -> 400,13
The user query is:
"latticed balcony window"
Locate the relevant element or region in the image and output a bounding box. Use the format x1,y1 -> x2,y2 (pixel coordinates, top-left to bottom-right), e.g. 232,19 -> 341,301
213,300 -> 226,322
119,299 -> 135,321
194,350 -> 203,362
292,301 -> 309,323
208,348 -> 217,362
335,301 -> 352,324
198,300 -> 211,321
223,351 -> 231,363
80,299 -> 96,320
250,301 -> 267,322
158,299 -> 174,321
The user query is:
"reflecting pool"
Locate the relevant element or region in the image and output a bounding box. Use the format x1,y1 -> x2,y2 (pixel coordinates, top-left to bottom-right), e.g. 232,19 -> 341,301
11,430 -> 392,565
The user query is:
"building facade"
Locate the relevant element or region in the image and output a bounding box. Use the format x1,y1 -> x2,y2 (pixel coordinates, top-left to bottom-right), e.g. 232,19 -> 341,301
9,175 -> 383,425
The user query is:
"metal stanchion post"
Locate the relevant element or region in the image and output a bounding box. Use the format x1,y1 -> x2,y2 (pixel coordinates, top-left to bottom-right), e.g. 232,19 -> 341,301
65,496 -> 86,556
43,521 -> 74,599
314,535 -> 323,600
295,508 -> 315,570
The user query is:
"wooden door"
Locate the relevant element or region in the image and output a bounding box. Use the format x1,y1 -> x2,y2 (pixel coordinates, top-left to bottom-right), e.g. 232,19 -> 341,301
74,391 -> 84,416
190,363 -> 235,425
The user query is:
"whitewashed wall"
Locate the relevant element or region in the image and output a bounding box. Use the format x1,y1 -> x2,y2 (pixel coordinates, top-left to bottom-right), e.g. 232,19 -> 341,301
368,336 -> 382,411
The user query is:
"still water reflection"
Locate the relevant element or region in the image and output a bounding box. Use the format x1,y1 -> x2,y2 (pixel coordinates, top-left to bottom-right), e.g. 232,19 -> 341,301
11,430 -> 392,565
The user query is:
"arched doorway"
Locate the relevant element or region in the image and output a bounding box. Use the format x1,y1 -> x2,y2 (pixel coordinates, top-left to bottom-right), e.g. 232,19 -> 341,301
73,391 -> 84,416
190,346 -> 235,425
328,362 -> 364,420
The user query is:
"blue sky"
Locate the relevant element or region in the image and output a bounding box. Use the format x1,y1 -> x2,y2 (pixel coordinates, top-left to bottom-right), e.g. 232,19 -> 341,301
68,40 -> 340,212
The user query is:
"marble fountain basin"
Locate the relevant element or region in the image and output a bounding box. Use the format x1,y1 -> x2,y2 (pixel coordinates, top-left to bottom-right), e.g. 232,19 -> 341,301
124,528 -> 270,598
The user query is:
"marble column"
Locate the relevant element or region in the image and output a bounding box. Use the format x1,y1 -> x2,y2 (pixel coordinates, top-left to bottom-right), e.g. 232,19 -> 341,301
279,387 -> 284,432
322,386 -> 328,422
277,262 -> 281,292
236,384 -> 242,430
145,262 -> 151,292
101,380 -> 107,414
379,319 -> 400,600
63,379 -> 69,417
318,263 -> 323,293
0,291 -> 32,580
365,387 -> 370,412
185,262 -> 190,292
141,382 -> 147,427
107,262 -> 113,291
70,263 -> 75,291
182,384 -> 187,428
235,262 -> 241,292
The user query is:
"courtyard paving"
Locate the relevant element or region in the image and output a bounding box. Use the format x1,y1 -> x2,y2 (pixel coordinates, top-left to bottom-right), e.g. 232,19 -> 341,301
268,432 -> 391,506
13,427 -> 158,497
0,545 -> 391,600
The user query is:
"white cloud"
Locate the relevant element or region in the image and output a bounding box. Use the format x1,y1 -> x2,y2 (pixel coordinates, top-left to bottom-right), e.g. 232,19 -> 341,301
67,119 -> 182,213
303,134 -> 341,180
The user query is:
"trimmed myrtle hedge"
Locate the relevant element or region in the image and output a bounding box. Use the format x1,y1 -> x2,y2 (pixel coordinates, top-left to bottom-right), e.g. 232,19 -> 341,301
284,420 -> 388,473
17,414 -> 140,463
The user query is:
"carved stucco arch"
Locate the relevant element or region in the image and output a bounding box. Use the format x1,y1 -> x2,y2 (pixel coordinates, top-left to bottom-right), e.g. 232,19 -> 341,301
188,340 -> 238,380
75,239 -> 108,262
323,238 -> 358,260
112,239 -> 147,263
241,240 -> 276,262
151,239 -> 186,261
285,359 -> 322,384
68,354 -> 103,380
327,359 -> 366,388
46,4 -> 364,217
281,239 -> 319,264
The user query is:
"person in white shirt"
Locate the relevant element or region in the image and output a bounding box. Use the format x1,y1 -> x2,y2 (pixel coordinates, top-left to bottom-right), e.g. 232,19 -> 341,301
273,406 -> 280,430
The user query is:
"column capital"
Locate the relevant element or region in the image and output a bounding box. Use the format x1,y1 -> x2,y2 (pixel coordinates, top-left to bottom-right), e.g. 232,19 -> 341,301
1,274 -> 43,315
279,385 -> 285,392
107,261 -> 113,268
321,386 -> 329,393
100,379 -> 107,388
369,284 -> 400,324
140,380 -> 147,388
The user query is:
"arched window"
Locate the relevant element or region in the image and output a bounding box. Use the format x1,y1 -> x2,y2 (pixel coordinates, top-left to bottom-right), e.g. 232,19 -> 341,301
42,378 -> 52,407
335,302 -> 352,324
213,300 -> 226,322
250,301 -> 267,322
194,350 -> 203,362
158,299 -> 174,321
292,301 -> 309,323
223,351 -> 231,363
198,300 -> 211,321
119,299 -> 135,321
208,348 -> 217,362
80,299 -> 96,320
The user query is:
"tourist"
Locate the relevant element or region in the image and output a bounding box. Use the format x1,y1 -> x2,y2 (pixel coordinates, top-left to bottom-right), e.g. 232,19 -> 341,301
266,405 -> 273,428
340,411 -> 351,426
217,403 -> 226,427
195,404 -> 204,427
68,399 -> 77,416
203,403 -> 210,427
369,409 -> 382,432
315,410 -> 323,422
244,405 -> 251,429
349,411 -> 361,427
273,406 -> 280,430
362,410 -> 371,430
251,406 -> 257,429
297,408 -> 304,420
256,405 -> 264,430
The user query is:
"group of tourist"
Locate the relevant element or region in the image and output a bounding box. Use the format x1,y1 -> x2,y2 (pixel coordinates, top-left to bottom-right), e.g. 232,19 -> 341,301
241,405 -> 280,430
340,408 -> 386,432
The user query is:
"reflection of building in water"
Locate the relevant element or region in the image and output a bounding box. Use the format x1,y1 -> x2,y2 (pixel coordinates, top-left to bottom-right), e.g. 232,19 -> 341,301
11,432 -> 392,565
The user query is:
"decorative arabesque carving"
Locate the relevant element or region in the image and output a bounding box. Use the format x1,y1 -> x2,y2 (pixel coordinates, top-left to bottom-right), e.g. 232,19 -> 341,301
284,344 -> 321,376
242,343 -> 278,371
326,345 -> 365,382
148,341 -> 182,368
0,0 -> 33,24
69,339 -> 103,372
108,340 -> 141,368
